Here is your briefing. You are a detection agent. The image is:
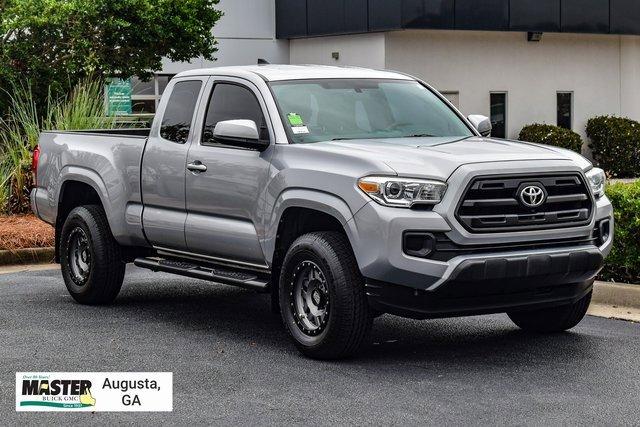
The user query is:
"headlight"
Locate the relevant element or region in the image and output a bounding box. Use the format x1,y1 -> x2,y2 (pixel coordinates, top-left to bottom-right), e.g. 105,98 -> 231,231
358,176 -> 447,207
586,167 -> 606,198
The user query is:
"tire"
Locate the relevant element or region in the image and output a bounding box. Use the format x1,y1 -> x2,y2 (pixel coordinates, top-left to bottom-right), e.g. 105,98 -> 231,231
278,232 -> 372,359
507,291 -> 592,333
59,205 -> 125,305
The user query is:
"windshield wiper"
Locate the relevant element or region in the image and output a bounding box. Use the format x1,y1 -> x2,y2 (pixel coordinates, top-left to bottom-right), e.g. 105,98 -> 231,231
331,135 -> 434,141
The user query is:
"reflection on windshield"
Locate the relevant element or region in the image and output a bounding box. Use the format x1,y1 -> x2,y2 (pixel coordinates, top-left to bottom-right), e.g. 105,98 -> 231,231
270,79 -> 474,144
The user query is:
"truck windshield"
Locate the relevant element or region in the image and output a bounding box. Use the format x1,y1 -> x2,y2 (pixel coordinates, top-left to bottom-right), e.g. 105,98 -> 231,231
270,79 -> 474,143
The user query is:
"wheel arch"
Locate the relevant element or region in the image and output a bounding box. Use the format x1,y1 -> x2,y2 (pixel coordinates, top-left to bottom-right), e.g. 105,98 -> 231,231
55,175 -> 108,262
265,189 -> 361,265
264,189 -> 363,312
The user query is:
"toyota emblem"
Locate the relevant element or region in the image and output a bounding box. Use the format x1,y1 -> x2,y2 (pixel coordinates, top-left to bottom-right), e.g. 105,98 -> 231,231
520,185 -> 546,207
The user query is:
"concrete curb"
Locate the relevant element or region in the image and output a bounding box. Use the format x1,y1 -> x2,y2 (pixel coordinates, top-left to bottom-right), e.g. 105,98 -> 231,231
0,247 -> 55,266
589,281 -> 640,323
608,178 -> 639,185
0,263 -> 59,275
592,281 -> 640,308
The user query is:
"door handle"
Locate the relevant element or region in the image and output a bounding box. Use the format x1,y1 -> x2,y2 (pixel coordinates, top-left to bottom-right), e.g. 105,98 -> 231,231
187,161 -> 207,173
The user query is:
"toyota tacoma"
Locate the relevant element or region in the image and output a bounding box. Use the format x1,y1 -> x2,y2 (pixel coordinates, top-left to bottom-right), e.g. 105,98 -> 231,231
31,65 -> 613,359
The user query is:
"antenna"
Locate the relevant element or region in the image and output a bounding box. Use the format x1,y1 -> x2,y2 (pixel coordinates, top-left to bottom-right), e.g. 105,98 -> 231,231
257,58 -> 270,65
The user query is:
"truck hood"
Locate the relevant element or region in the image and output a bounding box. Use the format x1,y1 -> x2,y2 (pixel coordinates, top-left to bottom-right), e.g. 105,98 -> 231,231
306,136 -> 590,180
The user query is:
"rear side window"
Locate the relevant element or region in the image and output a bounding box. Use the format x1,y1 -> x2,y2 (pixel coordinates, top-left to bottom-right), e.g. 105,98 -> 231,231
202,83 -> 268,144
160,80 -> 202,143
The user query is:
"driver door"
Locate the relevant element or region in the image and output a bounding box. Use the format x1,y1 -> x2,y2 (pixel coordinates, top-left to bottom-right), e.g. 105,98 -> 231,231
184,77 -> 274,267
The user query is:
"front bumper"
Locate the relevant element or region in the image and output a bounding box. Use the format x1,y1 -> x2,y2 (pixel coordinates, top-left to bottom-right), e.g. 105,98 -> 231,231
347,196 -> 613,290
346,176 -> 613,318
366,250 -> 600,319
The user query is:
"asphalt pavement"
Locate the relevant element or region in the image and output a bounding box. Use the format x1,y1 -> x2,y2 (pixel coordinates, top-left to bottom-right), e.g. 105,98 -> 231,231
1,265 -> 639,425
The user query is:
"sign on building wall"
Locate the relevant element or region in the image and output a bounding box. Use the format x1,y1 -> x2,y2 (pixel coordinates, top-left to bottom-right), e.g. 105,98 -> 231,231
106,79 -> 132,115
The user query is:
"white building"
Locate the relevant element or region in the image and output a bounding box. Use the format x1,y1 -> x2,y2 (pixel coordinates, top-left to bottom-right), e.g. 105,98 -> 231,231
155,0 -> 640,150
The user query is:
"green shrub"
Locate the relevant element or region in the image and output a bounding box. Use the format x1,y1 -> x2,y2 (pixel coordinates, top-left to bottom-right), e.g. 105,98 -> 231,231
51,79 -> 117,131
0,84 -> 48,214
0,79 -> 116,214
587,116 -> 640,178
600,181 -> 640,284
518,124 -> 583,153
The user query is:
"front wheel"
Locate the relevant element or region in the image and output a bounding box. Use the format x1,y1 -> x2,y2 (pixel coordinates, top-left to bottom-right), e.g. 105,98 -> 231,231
278,232 -> 372,359
60,205 -> 125,305
507,291 -> 592,333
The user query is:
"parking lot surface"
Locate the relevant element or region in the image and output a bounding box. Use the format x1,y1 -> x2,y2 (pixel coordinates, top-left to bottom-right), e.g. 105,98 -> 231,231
1,266 -> 639,425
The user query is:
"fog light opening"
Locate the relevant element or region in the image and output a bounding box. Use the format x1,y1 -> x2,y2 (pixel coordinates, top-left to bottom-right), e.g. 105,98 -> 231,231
403,232 -> 436,258
598,219 -> 611,246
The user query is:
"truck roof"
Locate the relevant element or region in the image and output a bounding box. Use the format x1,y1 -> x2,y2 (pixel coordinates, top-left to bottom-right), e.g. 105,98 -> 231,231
175,64 -> 414,82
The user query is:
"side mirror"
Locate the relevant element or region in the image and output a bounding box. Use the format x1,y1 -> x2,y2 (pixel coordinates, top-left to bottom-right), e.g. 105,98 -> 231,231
213,119 -> 269,150
467,115 -> 492,137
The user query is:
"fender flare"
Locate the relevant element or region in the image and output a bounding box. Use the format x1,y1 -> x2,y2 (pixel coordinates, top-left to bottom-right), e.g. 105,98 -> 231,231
262,188 -> 364,267
57,166 -> 118,233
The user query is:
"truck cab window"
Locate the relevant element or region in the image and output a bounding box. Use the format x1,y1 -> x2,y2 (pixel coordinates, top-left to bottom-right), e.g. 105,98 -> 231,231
160,80 -> 202,143
202,83 -> 268,144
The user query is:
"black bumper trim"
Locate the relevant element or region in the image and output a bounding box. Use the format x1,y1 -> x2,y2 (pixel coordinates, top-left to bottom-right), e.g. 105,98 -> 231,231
427,232 -> 601,262
366,248 -> 603,319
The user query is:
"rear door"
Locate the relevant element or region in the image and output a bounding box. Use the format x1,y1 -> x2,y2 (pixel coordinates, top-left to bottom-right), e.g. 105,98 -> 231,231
184,77 -> 274,267
141,77 -> 207,250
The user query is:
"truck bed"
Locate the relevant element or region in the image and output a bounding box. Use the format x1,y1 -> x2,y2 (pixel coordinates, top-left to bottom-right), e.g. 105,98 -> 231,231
32,130 -> 150,247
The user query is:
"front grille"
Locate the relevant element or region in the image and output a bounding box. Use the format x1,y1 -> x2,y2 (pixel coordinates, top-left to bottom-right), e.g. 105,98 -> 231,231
456,173 -> 593,233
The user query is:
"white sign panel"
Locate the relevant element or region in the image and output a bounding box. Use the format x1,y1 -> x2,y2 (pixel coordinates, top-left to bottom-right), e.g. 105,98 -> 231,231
16,372 -> 172,412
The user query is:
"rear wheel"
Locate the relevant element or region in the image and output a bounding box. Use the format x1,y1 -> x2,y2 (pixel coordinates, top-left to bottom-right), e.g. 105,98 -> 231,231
60,205 -> 125,305
508,291 -> 592,333
279,232 -> 372,359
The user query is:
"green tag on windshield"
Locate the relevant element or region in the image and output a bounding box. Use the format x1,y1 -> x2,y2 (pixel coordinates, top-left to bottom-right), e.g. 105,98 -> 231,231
287,113 -> 304,126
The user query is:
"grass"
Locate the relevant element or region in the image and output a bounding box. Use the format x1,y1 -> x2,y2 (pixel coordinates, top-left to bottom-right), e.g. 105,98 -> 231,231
0,78 -> 117,214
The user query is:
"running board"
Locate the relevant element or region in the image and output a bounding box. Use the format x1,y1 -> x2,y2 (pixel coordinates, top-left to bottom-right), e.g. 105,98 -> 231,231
133,257 -> 270,292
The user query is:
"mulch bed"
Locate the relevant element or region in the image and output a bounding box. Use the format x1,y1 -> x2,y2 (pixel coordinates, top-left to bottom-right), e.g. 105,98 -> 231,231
0,214 -> 54,251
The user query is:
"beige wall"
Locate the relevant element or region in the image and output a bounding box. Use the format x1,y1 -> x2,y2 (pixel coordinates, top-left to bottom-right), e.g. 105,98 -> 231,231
386,30 -> 632,143
620,36 -> 640,121
290,33 -> 386,69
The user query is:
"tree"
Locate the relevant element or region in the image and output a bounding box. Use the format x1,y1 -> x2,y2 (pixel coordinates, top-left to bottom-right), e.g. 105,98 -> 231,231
0,0 -> 223,115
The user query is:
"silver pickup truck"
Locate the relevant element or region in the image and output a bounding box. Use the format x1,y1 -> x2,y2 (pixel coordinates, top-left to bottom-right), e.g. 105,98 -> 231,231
32,65 -> 613,359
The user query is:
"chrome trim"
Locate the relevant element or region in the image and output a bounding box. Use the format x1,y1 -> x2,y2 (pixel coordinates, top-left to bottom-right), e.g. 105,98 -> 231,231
153,246 -> 270,272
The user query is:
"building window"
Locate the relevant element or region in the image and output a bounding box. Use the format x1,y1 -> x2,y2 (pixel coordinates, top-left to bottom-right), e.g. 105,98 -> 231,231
441,91 -> 460,109
131,74 -> 176,114
557,92 -> 573,130
490,92 -> 507,138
